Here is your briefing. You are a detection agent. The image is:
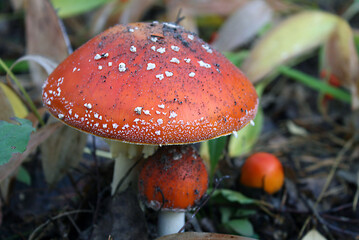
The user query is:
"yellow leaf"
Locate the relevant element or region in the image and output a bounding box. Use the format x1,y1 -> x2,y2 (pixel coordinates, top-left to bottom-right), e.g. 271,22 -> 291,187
242,11 -> 340,83
0,82 -> 28,118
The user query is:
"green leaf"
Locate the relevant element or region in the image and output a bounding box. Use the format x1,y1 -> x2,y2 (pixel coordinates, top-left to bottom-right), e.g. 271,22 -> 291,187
228,108 -> 263,157
51,0 -> 112,18
242,11 -> 342,83
212,189 -> 255,205
16,165 -> 31,185
226,219 -> 255,237
0,118 -> 35,165
208,136 -> 227,180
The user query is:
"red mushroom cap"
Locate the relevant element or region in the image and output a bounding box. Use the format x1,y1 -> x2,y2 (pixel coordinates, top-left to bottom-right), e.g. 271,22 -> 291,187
42,22 -> 258,144
240,152 -> 284,194
138,145 -> 208,211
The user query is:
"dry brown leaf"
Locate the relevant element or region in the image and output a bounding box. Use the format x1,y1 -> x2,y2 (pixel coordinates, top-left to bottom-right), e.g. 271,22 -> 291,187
156,232 -> 255,240
213,0 -> 273,52
323,20 -> 359,110
25,0 -> 70,90
40,117 -> 87,186
0,122 -> 61,183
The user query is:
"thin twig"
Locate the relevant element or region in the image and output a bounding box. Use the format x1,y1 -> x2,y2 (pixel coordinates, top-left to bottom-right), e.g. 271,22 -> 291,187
28,210 -> 92,240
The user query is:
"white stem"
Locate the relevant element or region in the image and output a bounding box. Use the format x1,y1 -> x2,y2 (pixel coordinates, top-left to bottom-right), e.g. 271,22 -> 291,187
111,152 -> 137,195
109,141 -> 158,195
158,211 -> 185,236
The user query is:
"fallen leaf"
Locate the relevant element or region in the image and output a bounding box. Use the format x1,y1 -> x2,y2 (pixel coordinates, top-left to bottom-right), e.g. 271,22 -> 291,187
25,0 -> 71,90
0,82 -> 28,119
40,118 -> 87,186
0,83 -> 16,122
242,11 -> 341,83
213,0 -> 273,52
323,20 -> 359,110
302,229 -> 327,240
156,232 -> 255,240
92,188 -> 148,240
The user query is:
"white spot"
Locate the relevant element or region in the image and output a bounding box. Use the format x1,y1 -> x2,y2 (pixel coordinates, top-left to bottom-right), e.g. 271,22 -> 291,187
202,44 -> 213,53
157,119 -> 163,125
77,68 -> 80,71
94,113 -> 99,118
250,120 -> 255,126
156,74 -> 164,81
103,53 -> 109,58
122,124 -> 129,129
129,28 -> 134,32
171,46 -> 180,52
169,111 -> 177,118
84,103 -> 92,109
73,67 -> 77,72
184,58 -> 191,63
103,124 -> 107,128
158,104 -> 165,109
130,46 -> 137,52
134,107 -> 143,115
157,47 -> 166,53
98,65 -> 103,70
69,109 -> 72,115
113,123 -> 119,129
151,46 -> 156,51
155,130 -> 161,135
46,100 -> 51,105
58,114 -> 64,119
165,71 -> 173,77
94,123 -> 99,127
94,54 -> 101,60
198,60 -> 211,68
108,62 -> 113,66
74,114 -> 79,119
118,62 -> 126,72
143,110 -> 150,115
147,63 -> 156,70
163,22 -> 178,28
188,34 -> 194,40
170,58 -> 180,64
189,72 -> 195,77
134,118 -> 140,123
151,37 -> 158,42
156,111 -> 161,114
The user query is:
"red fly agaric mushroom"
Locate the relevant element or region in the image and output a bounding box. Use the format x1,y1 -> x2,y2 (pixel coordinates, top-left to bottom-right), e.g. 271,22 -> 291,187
138,145 -> 208,236
239,152 -> 284,194
42,21 -> 258,194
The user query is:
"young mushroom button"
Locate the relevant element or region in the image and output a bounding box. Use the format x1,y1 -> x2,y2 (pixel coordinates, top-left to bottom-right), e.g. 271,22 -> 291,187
42,21 -> 258,194
138,145 -> 208,236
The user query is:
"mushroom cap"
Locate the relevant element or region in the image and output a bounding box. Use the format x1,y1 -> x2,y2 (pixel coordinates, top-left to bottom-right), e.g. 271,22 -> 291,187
42,22 -> 258,145
240,152 -> 284,194
138,145 -> 208,211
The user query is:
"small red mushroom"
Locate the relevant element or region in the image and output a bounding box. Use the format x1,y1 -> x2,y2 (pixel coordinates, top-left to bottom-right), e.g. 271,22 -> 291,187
239,152 -> 284,194
42,21 -> 258,194
138,145 -> 208,236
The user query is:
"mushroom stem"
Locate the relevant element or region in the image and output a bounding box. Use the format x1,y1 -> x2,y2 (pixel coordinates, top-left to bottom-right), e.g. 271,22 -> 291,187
109,142 -> 157,195
158,211 -> 185,236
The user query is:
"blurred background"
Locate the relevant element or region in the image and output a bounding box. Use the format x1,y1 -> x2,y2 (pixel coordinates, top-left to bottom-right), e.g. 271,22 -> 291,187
1,0 -> 359,239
